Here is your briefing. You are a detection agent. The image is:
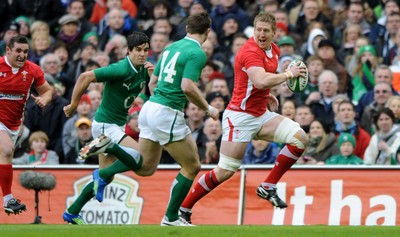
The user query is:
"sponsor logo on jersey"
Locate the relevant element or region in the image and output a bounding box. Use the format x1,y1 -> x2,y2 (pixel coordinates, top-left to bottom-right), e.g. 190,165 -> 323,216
0,72 -> 6,77
122,83 -> 131,90
0,92 -> 24,100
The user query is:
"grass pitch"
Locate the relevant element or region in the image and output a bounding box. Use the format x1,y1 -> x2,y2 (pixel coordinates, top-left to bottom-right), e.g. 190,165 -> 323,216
1,225 -> 398,237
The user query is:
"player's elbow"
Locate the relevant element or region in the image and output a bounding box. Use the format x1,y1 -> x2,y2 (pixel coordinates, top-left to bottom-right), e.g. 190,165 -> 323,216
253,81 -> 270,90
181,79 -> 195,94
80,71 -> 96,84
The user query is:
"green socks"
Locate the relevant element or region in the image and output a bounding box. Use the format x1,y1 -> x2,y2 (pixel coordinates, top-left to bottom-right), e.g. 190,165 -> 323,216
165,173 -> 193,221
67,181 -> 94,215
99,160 -> 131,181
105,143 -> 143,171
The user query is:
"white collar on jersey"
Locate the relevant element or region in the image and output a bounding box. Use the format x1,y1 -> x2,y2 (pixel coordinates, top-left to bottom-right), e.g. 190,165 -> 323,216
265,47 -> 273,58
4,56 -> 20,74
127,56 -> 138,73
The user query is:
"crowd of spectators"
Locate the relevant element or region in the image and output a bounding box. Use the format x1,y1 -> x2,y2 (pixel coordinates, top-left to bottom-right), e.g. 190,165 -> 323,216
2,0 -> 400,165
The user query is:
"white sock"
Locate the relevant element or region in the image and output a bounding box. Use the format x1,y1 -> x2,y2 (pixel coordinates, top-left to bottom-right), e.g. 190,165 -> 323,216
3,194 -> 13,206
261,182 -> 276,190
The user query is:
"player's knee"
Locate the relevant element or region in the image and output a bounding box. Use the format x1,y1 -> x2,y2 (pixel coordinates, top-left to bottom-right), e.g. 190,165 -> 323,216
135,162 -> 158,176
218,154 -> 241,173
182,160 -> 201,178
0,144 -> 14,161
294,129 -> 309,148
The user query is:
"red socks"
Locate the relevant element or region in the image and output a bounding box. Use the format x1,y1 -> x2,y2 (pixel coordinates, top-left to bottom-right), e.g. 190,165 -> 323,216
0,164 -> 13,197
181,170 -> 220,209
264,144 -> 304,184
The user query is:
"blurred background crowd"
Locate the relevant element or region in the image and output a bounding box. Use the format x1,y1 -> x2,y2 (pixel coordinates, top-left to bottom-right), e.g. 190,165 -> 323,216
2,0 -> 400,166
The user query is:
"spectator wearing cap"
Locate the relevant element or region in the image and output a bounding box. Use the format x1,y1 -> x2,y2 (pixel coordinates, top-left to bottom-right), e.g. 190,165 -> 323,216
62,94 -> 93,161
82,31 -> 99,47
325,132 -> 363,165
15,16 -> 31,37
0,21 -> 20,56
65,117 -> 98,164
277,35 -> 303,61
317,39 -> 350,94
57,14 -> 84,62
9,0 -> 64,36
210,0 -> 251,36
206,91 -> 228,120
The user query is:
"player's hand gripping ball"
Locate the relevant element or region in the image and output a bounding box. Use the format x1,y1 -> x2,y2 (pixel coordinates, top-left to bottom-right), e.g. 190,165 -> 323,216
286,60 -> 308,92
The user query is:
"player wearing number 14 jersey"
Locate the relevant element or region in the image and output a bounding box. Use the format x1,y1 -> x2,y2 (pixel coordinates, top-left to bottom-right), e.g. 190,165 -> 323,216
138,12 -> 219,226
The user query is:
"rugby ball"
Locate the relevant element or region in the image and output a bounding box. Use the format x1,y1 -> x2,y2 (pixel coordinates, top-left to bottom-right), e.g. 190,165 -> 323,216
286,60 -> 308,92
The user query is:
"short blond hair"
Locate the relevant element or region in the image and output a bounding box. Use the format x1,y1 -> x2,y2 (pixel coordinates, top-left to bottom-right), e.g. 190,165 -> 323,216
254,12 -> 276,32
29,131 -> 49,147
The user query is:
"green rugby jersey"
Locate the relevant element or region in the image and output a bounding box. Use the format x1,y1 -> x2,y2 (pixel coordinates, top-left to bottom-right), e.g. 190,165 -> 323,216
150,36 -> 207,111
93,56 -> 149,126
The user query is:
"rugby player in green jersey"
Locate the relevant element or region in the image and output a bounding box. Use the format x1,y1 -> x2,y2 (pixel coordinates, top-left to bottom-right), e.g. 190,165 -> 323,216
138,12 -> 219,226
62,32 -> 153,224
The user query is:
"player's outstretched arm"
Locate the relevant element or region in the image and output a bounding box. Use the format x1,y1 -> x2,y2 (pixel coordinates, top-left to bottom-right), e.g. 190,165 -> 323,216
63,71 -> 97,117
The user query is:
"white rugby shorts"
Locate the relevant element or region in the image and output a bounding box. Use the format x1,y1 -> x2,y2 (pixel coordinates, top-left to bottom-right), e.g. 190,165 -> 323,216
221,110 -> 279,142
92,119 -> 126,144
139,101 -> 190,145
